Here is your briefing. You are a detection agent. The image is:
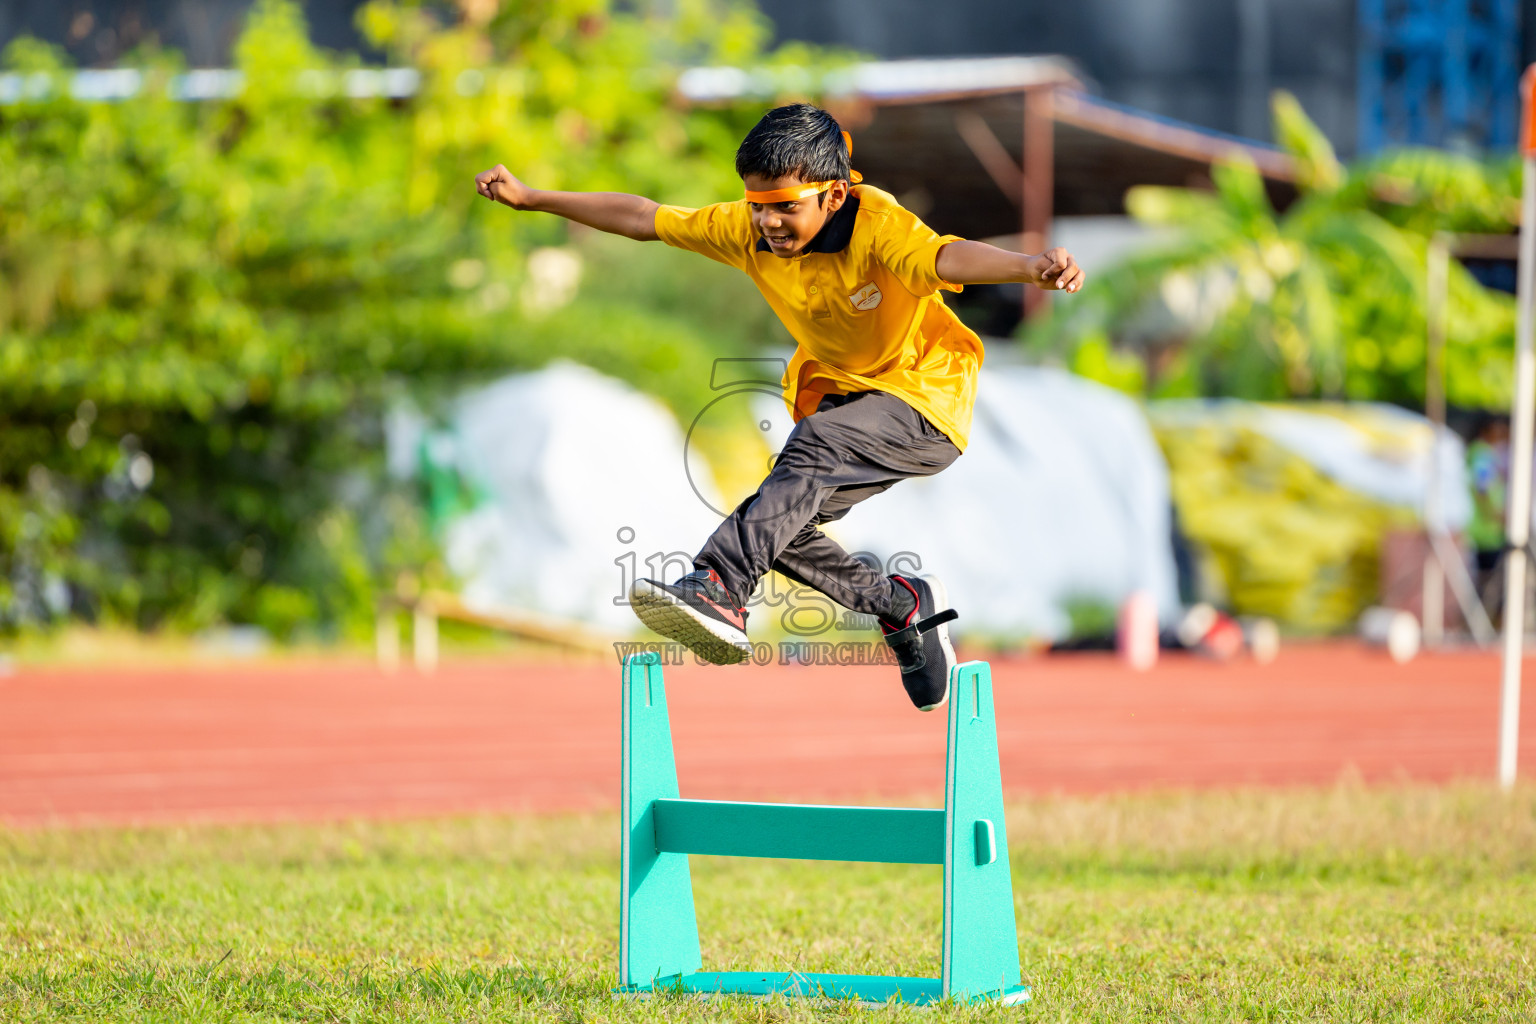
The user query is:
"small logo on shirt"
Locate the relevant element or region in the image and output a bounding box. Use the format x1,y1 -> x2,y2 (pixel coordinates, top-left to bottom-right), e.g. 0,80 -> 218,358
849,282 -> 883,311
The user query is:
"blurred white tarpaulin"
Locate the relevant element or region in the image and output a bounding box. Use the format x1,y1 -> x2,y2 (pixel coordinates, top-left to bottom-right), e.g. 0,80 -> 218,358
386,361 -> 723,633
756,366 -> 1182,642
387,364 -> 1474,646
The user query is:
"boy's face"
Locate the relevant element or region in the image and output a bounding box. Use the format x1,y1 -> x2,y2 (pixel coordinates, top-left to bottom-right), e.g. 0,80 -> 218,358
745,175 -> 850,258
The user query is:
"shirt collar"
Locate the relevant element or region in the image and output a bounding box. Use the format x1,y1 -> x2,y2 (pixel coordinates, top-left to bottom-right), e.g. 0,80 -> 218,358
754,194 -> 861,255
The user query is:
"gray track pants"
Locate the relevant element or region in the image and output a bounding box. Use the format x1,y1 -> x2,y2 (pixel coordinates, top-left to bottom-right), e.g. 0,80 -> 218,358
694,390 -> 961,617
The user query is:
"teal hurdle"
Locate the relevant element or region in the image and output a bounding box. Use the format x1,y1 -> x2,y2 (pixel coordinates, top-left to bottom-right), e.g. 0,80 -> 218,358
616,653 -> 1027,1006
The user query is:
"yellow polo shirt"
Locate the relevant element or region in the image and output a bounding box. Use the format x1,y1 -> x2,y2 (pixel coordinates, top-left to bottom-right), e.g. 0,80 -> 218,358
653,185 -> 983,450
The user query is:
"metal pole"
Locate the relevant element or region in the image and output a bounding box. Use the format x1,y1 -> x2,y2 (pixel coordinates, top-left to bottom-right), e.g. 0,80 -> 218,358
1498,65 -> 1536,790
1424,235 -> 1448,646
376,602 -> 401,674
414,598 -> 439,676
1421,234 -> 1513,648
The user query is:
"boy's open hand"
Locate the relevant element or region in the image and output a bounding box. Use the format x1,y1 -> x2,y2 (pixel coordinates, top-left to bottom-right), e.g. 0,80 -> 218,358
1029,247 -> 1084,292
474,164 -> 533,209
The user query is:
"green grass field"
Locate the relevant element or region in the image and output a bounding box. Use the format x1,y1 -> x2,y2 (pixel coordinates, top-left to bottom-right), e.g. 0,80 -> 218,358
4,784 -> 1534,1022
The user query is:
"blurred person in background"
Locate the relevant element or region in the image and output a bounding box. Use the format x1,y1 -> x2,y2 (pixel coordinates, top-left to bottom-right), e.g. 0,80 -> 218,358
475,103 -> 1082,712
1466,415 -> 1510,613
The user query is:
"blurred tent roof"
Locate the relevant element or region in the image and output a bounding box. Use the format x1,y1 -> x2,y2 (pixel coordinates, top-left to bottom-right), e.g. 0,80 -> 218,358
678,56 -> 1299,242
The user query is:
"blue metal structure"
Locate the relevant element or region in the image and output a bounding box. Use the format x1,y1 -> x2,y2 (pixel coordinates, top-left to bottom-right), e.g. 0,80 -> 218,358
1359,0 -> 1522,153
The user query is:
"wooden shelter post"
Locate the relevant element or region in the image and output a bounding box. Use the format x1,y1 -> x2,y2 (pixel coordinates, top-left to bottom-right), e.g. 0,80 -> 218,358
1022,86 -> 1055,319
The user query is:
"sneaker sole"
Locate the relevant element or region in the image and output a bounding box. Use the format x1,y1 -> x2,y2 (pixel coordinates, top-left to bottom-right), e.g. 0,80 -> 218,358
630,579 -> 752,666
919,574 -> 957,712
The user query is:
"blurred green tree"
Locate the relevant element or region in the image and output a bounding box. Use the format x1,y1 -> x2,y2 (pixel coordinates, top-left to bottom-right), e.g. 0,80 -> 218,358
0,0 -> 819,638
1031,92 -> 1518,410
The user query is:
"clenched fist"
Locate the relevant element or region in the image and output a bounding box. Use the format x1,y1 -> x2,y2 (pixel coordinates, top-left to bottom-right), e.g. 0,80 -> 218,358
1028,247 -> 1084,292
474,164 -> 534,209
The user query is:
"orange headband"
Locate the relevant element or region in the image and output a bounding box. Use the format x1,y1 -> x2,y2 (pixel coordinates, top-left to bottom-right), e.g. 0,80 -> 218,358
743,130 -> 863,203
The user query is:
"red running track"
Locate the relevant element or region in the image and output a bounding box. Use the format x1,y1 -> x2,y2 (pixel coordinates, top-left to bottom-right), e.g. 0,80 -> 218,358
0,645 -> 1529,827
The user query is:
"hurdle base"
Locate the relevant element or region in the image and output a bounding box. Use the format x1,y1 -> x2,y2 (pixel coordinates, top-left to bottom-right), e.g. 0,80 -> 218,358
617,971 -> 1030,1006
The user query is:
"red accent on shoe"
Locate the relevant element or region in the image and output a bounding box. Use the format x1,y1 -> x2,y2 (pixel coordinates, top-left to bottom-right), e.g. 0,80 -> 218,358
695,592 -> 747,630
678,568 -> 748,629
882,575 -> 921,635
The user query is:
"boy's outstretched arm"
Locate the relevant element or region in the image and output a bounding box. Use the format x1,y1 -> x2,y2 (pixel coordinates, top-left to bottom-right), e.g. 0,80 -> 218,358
935,240 -> 1084,293
474,164 -> 660,241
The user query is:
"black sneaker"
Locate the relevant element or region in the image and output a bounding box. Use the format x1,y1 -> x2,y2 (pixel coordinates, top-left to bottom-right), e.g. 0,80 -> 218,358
880,574 -> 958,711
630,568 -> 752,665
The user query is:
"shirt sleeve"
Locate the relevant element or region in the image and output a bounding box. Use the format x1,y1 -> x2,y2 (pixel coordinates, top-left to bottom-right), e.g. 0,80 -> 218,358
870,204 -> 965,297
653,201 -> 753,271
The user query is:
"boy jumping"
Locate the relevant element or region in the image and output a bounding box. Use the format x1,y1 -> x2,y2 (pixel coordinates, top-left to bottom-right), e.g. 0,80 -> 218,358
476,103 -> 1082,711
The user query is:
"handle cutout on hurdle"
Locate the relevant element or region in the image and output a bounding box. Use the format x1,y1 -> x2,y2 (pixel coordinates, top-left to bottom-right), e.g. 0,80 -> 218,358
974,819 -> 996,866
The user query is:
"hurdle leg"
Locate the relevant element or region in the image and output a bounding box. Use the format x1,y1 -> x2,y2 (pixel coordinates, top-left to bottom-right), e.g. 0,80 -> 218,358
619,654 -> 702,990
942,660 -> 1027,1003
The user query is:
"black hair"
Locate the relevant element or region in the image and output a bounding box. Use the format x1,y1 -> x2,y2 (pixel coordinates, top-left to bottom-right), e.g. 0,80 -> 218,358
735,103 -> 851,189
